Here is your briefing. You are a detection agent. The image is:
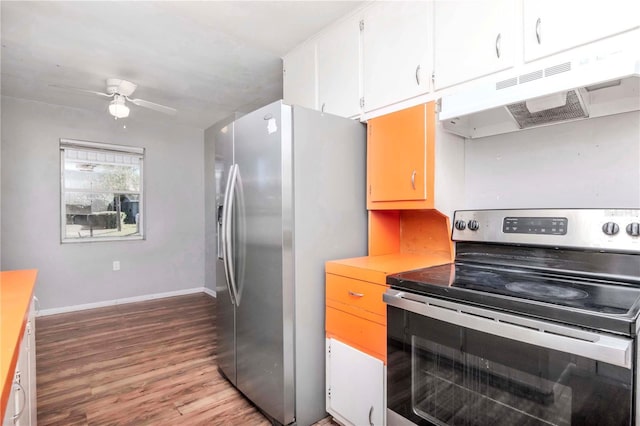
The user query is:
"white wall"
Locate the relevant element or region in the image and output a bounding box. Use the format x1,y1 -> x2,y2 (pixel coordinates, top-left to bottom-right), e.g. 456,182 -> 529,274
1,97 -> 205,310
464,111 -> 640,209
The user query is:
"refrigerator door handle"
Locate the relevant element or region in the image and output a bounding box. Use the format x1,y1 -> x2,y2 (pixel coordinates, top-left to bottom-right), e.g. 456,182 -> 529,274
224,164 -> 241,306
221,164 -> 237,306
231,166 -> 246,307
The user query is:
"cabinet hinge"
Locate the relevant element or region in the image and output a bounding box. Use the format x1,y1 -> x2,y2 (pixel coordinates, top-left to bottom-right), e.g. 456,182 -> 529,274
431,71 -> 435,86
436,98 -> 442,113
369,185 -> 372,195
328,387 -> 332,399
15,370 -> 21,384
359,19 -> 364,31
360,97 -> 365,108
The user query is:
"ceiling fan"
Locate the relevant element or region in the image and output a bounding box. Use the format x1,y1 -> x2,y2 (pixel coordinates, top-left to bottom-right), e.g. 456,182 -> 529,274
51,78 -> 177,119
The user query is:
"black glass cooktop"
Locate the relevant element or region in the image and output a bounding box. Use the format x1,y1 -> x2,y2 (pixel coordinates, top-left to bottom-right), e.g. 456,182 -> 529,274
387,262 -> 640,336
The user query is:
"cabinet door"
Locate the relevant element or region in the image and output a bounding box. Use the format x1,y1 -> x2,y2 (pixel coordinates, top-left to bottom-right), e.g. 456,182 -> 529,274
434,0 -> 516,90
2,379 -> 17,426
362,1 -> 431,112
10,330 -> 29,426
523,0 -> 640,62
26,301 -> 36,426
317,14 -> 361,118
283,43 -> 316,110
326,338 -> 384,426
368,103 -> 427,204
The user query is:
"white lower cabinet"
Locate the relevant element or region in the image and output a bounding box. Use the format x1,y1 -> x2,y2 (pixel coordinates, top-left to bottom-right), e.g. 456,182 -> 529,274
326,338 -> 385,426
3,299 -> 37,426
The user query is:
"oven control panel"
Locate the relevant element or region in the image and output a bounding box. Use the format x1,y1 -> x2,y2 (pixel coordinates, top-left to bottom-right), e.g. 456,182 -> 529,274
502,217 -> 568,235
452,209 -> 640,253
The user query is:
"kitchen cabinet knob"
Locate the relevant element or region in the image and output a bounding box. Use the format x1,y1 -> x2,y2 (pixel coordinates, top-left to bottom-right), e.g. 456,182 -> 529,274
495,33 -> 501,58
415,65 -> 421,86
535,18 -> 542,44
348,290 -> 364,297
411,170 -> 416,190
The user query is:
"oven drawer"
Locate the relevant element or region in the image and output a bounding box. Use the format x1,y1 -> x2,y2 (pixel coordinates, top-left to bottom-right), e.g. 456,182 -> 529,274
326,274 -> 386,324
326,306 -> 386,362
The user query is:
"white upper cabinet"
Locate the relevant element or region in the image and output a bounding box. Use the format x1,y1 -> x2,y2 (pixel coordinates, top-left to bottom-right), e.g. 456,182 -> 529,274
523,0 -> 640,62
362,1 -> 432,113
317,14 -> 361,118
283,42 -> 316,110
434,0 -> 517,90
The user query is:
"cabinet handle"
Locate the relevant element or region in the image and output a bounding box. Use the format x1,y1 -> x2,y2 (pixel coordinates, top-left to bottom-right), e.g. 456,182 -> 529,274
535,17 -> 542,44
495,33 -> 501,58
415,64 -> 421,85
321,102 -> 326,113
411,170 -> 416,190
369,405 -> 374,426
12,380 -> 26,421
348,290 -> 364,297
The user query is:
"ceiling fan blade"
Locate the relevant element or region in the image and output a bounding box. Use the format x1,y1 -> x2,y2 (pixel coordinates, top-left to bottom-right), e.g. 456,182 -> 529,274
128,98 -> 177,115
107,78 -> 137,96
49,84 -> 114,98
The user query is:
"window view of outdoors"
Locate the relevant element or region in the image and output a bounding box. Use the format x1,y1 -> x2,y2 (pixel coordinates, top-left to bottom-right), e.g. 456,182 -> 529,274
61,142 -> 143,241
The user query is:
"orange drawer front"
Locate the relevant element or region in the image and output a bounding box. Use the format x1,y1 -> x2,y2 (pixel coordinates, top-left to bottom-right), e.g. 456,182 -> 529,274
326,274 -> 386,323
326,306 -> 386,363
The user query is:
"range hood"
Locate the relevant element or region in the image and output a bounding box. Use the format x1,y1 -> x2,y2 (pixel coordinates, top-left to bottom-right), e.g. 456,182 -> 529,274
439,47 -> 640,139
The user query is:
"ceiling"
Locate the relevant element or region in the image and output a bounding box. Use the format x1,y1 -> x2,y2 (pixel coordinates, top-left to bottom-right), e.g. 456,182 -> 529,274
0,1 -> 363,129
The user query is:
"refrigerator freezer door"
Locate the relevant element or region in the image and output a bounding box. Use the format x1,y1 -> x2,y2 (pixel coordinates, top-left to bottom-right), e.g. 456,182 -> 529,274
233,101 -> 294,425
215,121 -> 236,386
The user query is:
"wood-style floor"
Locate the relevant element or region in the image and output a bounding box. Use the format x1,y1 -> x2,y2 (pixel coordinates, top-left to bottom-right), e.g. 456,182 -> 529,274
36,293 -> 337,426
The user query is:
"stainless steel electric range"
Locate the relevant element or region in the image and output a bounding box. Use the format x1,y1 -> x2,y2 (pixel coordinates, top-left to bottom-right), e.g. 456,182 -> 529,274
384,209 -> 640,426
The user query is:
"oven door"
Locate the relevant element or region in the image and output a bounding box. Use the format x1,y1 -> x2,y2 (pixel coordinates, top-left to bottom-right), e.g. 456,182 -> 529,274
384,289 -> 635,426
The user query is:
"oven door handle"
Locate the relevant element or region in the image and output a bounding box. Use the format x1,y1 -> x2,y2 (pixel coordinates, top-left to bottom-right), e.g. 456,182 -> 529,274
384,289 -> 633,369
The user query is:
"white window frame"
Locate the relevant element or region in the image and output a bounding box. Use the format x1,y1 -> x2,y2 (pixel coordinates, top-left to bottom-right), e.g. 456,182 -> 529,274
60,138 -> 145,243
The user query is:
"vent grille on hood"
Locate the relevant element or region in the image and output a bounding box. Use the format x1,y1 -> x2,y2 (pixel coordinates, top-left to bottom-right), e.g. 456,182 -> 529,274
505,90 -> 589,129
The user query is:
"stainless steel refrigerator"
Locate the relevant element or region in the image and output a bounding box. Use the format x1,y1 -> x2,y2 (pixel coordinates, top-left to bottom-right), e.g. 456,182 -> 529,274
214,100 -> 367,425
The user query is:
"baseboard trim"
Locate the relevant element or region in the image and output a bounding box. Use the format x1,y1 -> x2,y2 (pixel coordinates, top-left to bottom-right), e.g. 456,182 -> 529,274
37,287 -> 215,317
202,287 -> 217,298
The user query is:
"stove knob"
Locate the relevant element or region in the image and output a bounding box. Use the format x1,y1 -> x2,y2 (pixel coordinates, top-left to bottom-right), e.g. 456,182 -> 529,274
627,222 -> 640,237
454,220 -> 467,231
602,222 -> 619,236
468,220 -> 480,231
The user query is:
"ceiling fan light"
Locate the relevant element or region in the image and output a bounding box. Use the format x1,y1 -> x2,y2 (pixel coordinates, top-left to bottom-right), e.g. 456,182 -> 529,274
109,100 -> 130,118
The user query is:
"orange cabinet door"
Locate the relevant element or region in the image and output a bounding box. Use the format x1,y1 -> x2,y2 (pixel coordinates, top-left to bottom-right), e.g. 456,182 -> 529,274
366,102 -> 436,210
368,103 -> 426,203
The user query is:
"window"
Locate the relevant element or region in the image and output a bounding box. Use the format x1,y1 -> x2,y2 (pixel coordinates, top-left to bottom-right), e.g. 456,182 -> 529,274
60,139 -> 144,242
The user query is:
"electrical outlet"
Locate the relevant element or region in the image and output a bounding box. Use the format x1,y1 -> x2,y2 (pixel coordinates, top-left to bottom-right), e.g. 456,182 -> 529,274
113,261 -> 121,271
